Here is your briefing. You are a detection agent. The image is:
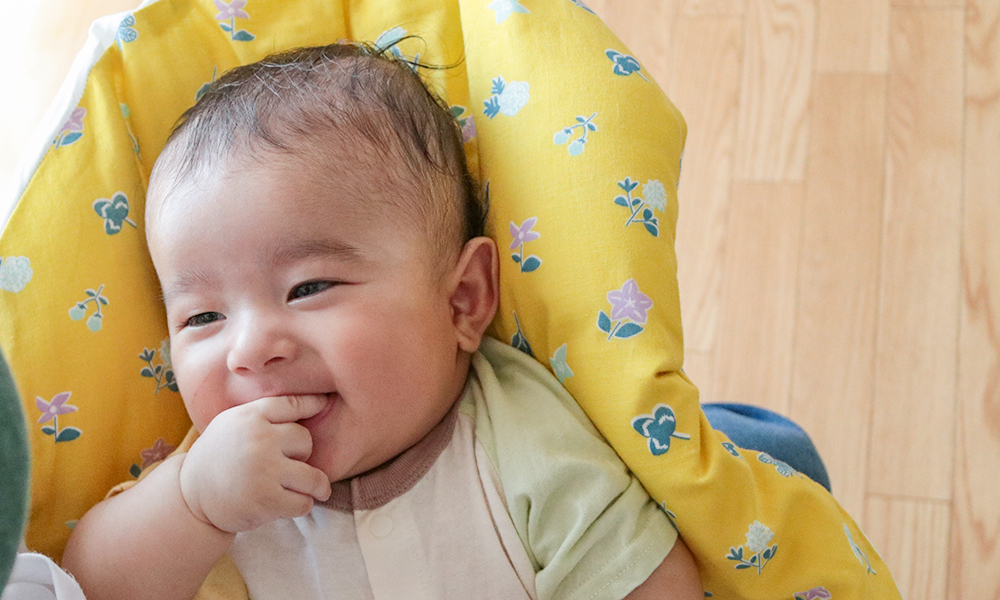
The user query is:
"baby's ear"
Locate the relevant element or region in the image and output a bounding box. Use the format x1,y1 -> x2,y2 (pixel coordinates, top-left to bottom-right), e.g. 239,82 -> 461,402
448,237 -> 499,353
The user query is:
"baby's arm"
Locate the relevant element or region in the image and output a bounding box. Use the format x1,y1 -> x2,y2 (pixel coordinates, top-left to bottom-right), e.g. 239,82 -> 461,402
62,395 -> 332,600
624,537 -> 702,599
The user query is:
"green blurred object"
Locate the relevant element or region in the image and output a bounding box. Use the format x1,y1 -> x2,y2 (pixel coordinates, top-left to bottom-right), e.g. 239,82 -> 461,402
0,348 -> 29,589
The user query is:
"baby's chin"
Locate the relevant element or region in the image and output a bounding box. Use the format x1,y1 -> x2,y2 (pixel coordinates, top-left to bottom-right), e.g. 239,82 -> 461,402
310,439 -> 414,484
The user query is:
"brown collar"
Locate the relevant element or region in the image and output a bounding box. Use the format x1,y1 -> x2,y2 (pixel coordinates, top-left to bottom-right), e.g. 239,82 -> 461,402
320,402 -> 460,512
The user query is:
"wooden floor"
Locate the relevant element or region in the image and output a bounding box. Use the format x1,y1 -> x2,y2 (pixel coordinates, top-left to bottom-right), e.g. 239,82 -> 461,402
2,1 -> 998,598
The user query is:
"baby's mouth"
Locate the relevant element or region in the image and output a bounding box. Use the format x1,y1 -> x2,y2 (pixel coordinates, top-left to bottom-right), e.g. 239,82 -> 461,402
297,392 -> 337,428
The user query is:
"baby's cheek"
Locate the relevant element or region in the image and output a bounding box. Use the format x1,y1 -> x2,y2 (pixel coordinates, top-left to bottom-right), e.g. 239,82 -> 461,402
177,367 -> 228,433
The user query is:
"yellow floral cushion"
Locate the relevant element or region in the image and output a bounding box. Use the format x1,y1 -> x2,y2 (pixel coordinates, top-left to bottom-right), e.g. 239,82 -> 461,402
0,0 -> 899,597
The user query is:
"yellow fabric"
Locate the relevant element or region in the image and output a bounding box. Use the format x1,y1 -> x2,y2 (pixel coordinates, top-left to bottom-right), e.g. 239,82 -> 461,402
0,0 -> 901,597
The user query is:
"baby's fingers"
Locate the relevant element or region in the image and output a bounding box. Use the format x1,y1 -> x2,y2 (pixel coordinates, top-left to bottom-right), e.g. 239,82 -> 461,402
282,460 -> 333,503
256,394 -> 328,424
273,422 -> 313,462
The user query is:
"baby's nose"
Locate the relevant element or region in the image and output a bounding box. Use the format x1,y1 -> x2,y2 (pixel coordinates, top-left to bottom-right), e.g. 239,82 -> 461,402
226,316 -> 297,373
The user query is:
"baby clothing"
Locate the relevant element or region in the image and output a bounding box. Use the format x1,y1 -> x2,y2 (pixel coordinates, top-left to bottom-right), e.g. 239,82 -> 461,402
229,337 -> 676,599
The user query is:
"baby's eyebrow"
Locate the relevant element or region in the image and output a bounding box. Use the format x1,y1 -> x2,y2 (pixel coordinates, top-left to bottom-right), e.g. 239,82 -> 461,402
161,268 -> 216,306
265,239 -> 364,266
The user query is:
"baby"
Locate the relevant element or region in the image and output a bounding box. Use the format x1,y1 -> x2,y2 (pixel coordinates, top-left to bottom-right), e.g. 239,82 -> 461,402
62,44 -> 701,599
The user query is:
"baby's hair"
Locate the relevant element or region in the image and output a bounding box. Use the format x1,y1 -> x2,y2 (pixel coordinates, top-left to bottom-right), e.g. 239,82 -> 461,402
150,41 -> 484,264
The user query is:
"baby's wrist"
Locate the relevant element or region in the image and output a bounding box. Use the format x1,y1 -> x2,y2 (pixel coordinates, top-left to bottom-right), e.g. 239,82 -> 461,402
173,453 -> 228,534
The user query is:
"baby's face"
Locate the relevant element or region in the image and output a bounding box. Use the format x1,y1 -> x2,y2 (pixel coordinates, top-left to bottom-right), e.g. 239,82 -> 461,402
147,153 -> 468,482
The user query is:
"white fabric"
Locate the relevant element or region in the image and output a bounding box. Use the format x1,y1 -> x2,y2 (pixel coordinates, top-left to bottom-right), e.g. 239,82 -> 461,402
231,412 -> 536,600
0,554 -> 86,600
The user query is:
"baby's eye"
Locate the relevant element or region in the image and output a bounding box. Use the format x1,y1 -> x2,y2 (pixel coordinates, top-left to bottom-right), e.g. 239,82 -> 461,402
288,280 -> 336,301
184,312 -> 224,328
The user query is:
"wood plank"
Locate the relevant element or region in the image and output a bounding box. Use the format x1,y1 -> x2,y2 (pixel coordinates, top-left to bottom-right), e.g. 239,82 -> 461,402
671,16 -> 743,352
865,495 -> 951,600
868,7 -> 964,500
950,1 -> 1000,597
712,182 -> 803,412
678,0 -> 745,17
891,0 -> 964,7
815,0 -> 890,72
734,0 -> 816,181
789,73 -> 886,519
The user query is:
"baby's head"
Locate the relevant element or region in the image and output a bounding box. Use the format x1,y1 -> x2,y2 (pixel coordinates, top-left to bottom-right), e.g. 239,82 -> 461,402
148,43 -> 484,269
145,43 -> 499,482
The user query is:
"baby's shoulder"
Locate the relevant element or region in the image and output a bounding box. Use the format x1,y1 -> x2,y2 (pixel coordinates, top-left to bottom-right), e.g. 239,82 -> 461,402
462,337 -> 625,485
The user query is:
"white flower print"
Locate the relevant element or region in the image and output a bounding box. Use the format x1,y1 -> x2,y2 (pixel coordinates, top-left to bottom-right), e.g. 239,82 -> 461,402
642,179 -> 667,212
498,81 -> 530,116
0,256 -> 33,292
745,521 -> 774,553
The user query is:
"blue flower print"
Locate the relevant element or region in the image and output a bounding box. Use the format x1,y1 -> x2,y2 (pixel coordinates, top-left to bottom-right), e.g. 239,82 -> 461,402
484,76 -> 530,119
631,404 -> 691,456
511,313 -> 534,357
569,0 -> 597,14
658,502 -> 678,523
139,340 -> 179,394
375,26 -> 406,51
0,256 -> 33,293
606,50 -> 648,81
374,27 -> 421,69
117,14 -> 137,48
553,113 -> 597,156
613,177 -> 666,237
120,104 -> 139,157
68,285 -> 109,332
489,0 -> 530,23
549,344 -> 573,384
196,66 -> 219,101
722,441 -> 741,458
844,524 -> 877,575
758,452 -> 798,477
93,192 -> 137,235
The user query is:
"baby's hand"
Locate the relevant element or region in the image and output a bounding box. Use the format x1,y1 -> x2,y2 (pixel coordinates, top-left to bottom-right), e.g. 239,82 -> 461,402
177,395 -> 333,533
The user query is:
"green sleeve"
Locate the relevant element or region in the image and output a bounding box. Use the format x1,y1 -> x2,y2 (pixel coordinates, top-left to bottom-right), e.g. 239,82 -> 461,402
468,338 -> 677,600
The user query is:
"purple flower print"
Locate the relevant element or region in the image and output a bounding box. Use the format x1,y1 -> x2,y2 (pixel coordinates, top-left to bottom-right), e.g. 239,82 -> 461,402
509,217 -> 540,249
794,588 -> 832,600
607,279 -> 652,323
36,392 -> 77,423
141,438 -> 177,468
509,218 -> 542,272
215,0 -> 249,20
461,116 -> 477,143
449,106 -> 478,143
215,0 -> 255,41
598,279 -> 652,340
35,392 -> 82,443
53,107 -> 86,148
62,108 -> 86,132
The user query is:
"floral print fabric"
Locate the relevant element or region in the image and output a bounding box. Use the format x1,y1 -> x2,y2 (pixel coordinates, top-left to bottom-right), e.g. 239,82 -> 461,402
0,0 -> 900,597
